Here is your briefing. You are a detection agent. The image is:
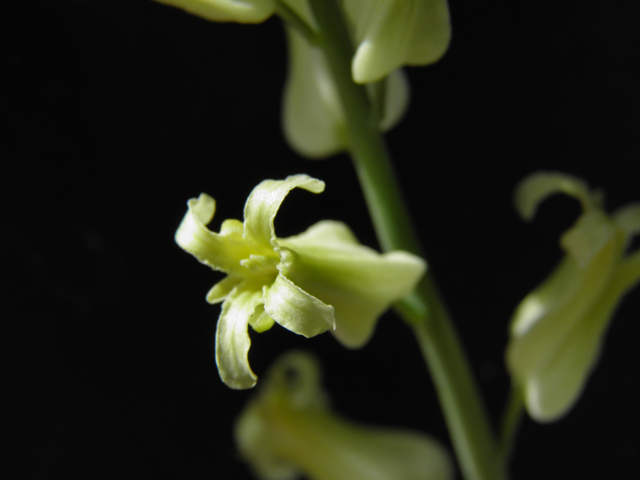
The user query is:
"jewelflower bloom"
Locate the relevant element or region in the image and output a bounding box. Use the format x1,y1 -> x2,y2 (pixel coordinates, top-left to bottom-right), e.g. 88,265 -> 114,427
506,172 -> 640,422
235,350 -> 453,480
175,175 -> 426,389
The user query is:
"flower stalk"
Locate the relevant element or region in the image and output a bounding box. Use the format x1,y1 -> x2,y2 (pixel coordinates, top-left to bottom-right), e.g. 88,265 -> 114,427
306,1 -> 505,479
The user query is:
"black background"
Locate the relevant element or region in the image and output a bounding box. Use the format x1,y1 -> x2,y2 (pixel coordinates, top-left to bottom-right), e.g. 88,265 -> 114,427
2,1 -> 639,479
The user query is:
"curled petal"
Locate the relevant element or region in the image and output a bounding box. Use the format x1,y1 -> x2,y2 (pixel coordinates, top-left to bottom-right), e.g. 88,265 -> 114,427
153,0 -> 275,23
514,171 -> 598,221
347,0 -> 452,83
215,283 -> 264,389
235,351 -> 453,480
263,274 -> 336,337
243,175 -> 325,251
278,221 -> 426,347
175,194 -> 254,275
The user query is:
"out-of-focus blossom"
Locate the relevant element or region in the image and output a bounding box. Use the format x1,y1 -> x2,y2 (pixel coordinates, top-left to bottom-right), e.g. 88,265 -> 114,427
506,172 -> 640,422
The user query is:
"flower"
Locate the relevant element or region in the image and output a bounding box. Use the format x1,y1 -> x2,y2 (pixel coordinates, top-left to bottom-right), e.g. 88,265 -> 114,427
506,172 -> 640,422
175,175 -> 426,389
235,350 -> 453,480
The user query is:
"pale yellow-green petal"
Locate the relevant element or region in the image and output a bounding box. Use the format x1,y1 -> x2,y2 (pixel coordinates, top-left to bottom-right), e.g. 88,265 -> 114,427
278,221 -> 426,347
507,236 -> 619,381
153,0 -> 275,23
215,283 -> 264,389
243,175 -> 325,251
347,0 -> 452,83
206,275 -> 243,304
235,351 -> 453,480
263,274 -> 336,337
514,171 -> 597,221
282,25 -> 349,159
523,271 -> 628,422
175,194 -> 254,275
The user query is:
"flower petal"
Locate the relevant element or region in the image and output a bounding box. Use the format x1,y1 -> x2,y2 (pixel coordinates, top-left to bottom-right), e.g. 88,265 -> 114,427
278,221 -> 426,347
347,0 -> 452,83
243,175 -> 325,251
522,273 -> 627,422
175,194 -> 254,276
282,25 -> 349,159
507,236 -> 620,383
263,274 -> 336,337
153,0 -> 275,23
215,283 -> 264,389
514,171 -> 598,221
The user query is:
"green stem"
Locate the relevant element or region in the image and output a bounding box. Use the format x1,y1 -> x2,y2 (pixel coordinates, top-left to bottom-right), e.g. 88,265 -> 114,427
306,1 -> 506,480
498,384 -> 524,466
274,1 -> 318,45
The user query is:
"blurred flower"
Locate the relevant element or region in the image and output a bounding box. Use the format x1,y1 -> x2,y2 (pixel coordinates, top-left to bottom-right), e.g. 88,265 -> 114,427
282,24 -> 410,158
235,350 -> 453,480
175,175 -> 426,389
151,1 -> 450,157
506,172 -> 640,422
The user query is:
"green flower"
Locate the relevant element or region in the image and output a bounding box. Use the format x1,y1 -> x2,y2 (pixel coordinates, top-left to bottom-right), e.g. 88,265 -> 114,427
235,350 -> 453,480
175,175 -> 426,389
506,172 -> 640,422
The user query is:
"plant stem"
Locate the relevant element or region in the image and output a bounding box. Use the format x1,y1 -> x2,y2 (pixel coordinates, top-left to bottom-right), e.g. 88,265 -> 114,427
306,1 -> 506,479
498,384 -> 524,465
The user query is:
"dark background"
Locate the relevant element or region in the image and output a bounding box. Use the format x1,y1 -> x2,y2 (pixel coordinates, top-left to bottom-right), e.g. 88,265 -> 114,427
2,1 -> 638,479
